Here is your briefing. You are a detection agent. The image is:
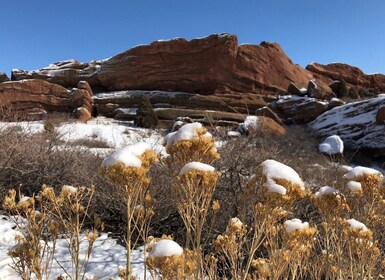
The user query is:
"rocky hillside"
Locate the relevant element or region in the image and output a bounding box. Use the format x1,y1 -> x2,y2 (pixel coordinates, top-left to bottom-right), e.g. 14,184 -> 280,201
1,33 -> 385,155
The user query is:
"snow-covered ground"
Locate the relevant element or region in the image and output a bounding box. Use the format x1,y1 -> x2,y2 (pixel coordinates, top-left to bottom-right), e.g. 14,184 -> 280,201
0,117 -> 166,156
0,215 -> 150,279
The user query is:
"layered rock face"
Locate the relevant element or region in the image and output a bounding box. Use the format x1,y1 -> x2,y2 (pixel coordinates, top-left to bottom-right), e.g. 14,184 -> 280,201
0,80 -> 93,121
11,34 -> 329,96
310,96 -> 385,155
307,62 -> 385,93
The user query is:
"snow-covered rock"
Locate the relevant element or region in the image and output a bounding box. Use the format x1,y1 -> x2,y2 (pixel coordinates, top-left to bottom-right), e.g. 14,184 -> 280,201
318,135 -> 344,155
260,160 -> 304,195
179,162 -> 215,175
343,166 -> 383,180
284,218 -> 309,233
310,96 -> 385,154
148,239 -> 183,258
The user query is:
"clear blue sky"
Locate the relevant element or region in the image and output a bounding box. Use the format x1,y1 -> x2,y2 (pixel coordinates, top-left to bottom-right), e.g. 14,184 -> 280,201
1,0 -> 384,76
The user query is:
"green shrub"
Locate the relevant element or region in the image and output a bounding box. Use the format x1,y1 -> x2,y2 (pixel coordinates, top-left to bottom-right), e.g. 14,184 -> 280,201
134,96 -> 159,128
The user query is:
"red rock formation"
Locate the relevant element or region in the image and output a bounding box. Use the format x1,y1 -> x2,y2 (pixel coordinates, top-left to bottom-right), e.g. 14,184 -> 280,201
11,34 -> 331,96
306,62 -> 385,93
0,79 -> 93,121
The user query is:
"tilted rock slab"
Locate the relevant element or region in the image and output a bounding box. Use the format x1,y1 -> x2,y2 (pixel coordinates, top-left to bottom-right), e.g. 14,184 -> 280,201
0,79 -> 93,121
310,95 -> 385,152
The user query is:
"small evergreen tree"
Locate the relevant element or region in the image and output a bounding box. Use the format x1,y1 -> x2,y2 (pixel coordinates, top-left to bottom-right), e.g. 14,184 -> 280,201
135,96 -> 159,128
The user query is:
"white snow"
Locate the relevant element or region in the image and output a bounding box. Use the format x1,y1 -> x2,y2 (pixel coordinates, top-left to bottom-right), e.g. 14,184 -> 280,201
227,131 -> 241,137
17,196 -> 32,205
0,215 -> 149,279
346,218 -> 368,232
284,218 -> 309,233
226,217 -> 244,233
343,166 -> 383,180
166,122 -> 211,147
0,117 -> 165,155
239,116 -> 259,133
260,160 -> 304,195
179,162 -> 215,175
314,186 -> 338,197
62,185 -> 78,194
318,135 -> 344,155
347,181 -> 362,192
148,239 -> 183,258
101,142 -> 152,168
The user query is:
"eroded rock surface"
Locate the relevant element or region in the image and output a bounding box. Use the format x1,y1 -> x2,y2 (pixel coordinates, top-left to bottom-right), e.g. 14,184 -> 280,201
310,96 -> 385,153
0,79 -> 93,121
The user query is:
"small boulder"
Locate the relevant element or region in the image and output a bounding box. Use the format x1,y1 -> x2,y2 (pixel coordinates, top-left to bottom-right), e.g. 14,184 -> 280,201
307,80 -> 325,99
238,116 -> 285,137
293,101 -> 329,124
287,82 -> 303,96
328,98 -> 345,109
0,72 -> 10,83
256,106 -> 283,125
74,106 -> 92,121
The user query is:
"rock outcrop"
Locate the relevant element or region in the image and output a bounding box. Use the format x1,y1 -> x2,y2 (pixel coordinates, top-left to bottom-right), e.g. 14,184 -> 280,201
93,90 -> 266,118
307,62 -> 385,93
270,96 -> 329,124
310,95 -> 385,155
0,73 -> 10,83
11,34 -> 331,96
0,79 -> 93,121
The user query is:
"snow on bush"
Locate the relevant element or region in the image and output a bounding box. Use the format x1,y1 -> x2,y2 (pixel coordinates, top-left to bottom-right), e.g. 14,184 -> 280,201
347,181 -> 362,192
260,159 -> 304,195
226,217 -> 244,233
166,122 -> 212,147
179,162 -> 215,175
343,166 -> 383,180
315,186 -> 338,197
101,142 -> 152,168
284,218 -> 309,233
149,239 -> 183,258
346,219 -> 368,232
318,135 -> 344,155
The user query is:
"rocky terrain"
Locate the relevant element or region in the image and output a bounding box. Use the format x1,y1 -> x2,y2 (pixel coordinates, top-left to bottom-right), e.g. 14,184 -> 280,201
1,33 -> 385,156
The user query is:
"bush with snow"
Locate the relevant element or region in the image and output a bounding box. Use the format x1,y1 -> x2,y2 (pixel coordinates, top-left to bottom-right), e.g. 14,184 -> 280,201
259,159 -> 304,196
148,239 -> 183,258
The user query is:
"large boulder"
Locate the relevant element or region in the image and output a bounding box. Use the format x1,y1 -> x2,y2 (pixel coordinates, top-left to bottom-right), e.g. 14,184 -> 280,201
11,34 -> 331,96
271,96 -> 329,124
0,79 -> 93,121
310,96 -> 385,155
307,62 -> 385,94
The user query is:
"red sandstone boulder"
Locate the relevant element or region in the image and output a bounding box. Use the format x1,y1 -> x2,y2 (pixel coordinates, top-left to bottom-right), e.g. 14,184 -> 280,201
0,79 -> 93,121
376,106 -> 385,124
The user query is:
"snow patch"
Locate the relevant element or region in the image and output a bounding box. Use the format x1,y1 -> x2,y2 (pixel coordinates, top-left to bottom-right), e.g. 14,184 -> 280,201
149,239 -> 183,258
284,218 -> 309,233
347,181 -> 362,192
101,142 -> 152,168
344,166 -> 383,180
179,162 -> 215,175
347,219 -> 368,232
260,160 -> 304,195
315,186 -> 338,197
